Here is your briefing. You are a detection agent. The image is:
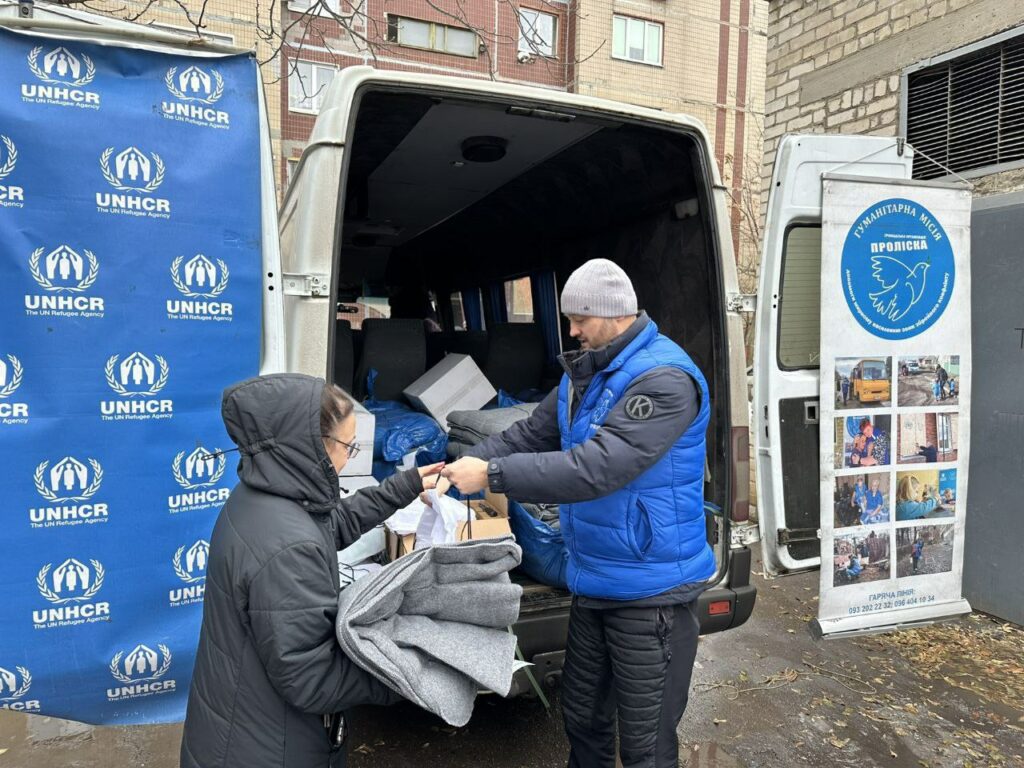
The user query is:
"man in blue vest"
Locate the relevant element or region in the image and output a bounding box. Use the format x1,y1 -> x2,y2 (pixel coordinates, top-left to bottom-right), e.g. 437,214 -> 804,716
443,258 -> 715,768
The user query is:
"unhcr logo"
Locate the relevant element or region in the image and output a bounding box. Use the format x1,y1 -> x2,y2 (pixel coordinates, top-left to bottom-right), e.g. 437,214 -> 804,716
22,46 -> 100,109
100,352 -> 174,422
169,446 -> 230,514
33,557 -> 111,629
169,254 -> 232,321
0,135 -> 24,208
96,146 -> 170,219
162,65 -> 230,129
30,456 -> 109,529
171,539 -> 209,607
0,665 -> 39,712
0,354 -> 28,425
107,644 -> 176,701
25,245 -> 105,319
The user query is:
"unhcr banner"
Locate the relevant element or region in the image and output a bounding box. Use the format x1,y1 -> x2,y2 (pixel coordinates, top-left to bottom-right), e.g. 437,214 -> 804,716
0,29 -> 261,723
814,174 -> 973,639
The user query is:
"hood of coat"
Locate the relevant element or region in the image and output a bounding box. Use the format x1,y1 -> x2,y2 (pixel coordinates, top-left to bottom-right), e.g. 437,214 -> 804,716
221,373 -> 340,514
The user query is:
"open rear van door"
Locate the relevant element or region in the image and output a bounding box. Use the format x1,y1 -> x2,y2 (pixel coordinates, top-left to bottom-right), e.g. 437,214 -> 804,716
753,135 -> 914,575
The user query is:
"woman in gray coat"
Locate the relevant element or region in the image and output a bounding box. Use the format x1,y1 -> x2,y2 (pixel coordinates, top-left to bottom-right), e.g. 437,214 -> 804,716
180,373 -> 446,768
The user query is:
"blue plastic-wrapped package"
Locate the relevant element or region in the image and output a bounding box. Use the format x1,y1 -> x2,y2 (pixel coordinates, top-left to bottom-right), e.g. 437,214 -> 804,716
507,500 -> 568,590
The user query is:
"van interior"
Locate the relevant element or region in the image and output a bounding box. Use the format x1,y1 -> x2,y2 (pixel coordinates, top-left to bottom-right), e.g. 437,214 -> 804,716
328,86 -> 732,567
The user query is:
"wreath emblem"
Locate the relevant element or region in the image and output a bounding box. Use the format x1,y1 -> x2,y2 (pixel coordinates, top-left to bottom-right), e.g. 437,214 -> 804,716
0,135 -> 17,181
170,255 -> 229,298
173,544 -> 208,584
34,458 -> 103,502
28,46 -> 95,86
29,247 -> 99,293
105,354 -> 169,397
36,559 -> 105,604
100,147 -> 165,193
109,645 -> 172,684
164,67 -> 224,105
0,355 -> 23,399
172,450 -> 226,490
0,667 -> 32,701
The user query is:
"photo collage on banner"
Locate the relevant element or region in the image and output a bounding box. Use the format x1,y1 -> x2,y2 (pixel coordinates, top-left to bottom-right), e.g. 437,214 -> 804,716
817,174 -> 972,636
0,29 -> 262,724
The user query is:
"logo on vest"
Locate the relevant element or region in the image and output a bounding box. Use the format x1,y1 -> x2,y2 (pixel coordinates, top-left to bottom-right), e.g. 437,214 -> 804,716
0,354 -> 28,425
30,457 -> 108,529
107,644 -> 176,701
162,66 -> 229,129
168,255 -> 232,321
625,394 -> 655,421
22,46 -> 100,109
100,352 -> 173,422
0,135 -> 24,207
169,446 -> 230,514
33,557 -> 111,629
26,245 -> 104,319
96,146 -> 170,219
0,665 -> 39,712
170,539 -> 209,607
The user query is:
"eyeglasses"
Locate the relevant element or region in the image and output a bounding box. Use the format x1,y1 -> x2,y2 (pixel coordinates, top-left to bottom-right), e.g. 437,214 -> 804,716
323,435 -> 361,458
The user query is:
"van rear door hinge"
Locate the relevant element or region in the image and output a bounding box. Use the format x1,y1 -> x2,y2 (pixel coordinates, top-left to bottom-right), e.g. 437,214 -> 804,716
282,273 -> 330,297
777,527 -> 820,545
727,293 -> 757,313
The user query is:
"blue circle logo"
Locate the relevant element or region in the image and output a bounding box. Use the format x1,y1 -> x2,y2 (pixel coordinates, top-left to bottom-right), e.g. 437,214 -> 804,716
841,197 -> 955,340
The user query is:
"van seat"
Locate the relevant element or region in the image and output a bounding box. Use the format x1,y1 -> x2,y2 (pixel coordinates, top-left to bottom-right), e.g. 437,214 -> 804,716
426,331 -> 450,369
447,330 -> 489,371
353,319 -> 426,401
484,323 -> 545,395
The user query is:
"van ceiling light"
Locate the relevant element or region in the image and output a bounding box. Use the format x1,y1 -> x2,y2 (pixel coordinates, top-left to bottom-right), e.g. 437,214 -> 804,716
461,136 -> 508,163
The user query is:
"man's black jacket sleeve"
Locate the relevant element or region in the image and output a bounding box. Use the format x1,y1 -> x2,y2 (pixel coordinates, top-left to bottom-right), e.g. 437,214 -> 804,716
473,367 -> 699,504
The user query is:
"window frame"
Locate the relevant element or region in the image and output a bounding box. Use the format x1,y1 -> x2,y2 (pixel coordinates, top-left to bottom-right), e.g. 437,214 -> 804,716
518,7 -> 558,59
900,25 -> 1024,181
611,14 -> 663,67
287,60 -> 338,115
287,0 -> 342,14
775,223 -> 823,372
386,15 -> 479,59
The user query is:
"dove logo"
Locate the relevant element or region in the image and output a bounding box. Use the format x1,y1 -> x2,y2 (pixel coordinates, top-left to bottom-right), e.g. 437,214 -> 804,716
107,644 -> 176,701
21,46 -> 101,109
162,66 -> 230,129
170,539 -> 209,606
29,456 -> 109,528
0,665 -> 39,711
169,446 -> 230,514
841,198 -> 955,340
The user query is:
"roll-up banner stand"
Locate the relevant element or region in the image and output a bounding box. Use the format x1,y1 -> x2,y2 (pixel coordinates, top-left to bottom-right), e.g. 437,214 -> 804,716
0,29 -> 262,723
814,174 -> 973,639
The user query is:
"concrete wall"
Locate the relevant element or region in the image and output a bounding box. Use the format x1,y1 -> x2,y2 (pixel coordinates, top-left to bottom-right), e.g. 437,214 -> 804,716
764,0 -> 1024,197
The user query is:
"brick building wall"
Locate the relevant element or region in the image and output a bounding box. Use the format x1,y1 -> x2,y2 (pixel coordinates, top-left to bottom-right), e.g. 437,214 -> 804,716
763,0 -> 1024,197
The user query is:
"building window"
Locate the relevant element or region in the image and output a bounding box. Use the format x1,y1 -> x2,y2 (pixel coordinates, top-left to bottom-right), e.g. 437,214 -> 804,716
505,277 -> 534,323
612,15 -> 662,66
289,0 -> 341,13
288,61 -> 336,114
386,16 -> 477,57
518,9 -> 556,58
286,158 -> 300,188
905,32 -> 1024,180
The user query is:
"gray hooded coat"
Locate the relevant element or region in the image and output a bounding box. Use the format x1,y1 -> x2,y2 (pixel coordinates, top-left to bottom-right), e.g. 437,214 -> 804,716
180,374 -> 417,768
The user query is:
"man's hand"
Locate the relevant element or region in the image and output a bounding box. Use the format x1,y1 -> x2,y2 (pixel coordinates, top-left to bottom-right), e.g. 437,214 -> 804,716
443,457 -> 489,494
418,463 -> 451,500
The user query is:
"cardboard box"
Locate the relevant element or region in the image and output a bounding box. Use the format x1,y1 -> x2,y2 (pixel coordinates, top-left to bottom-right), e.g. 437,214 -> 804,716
339,394 -> 375,477
403,354 -> 497,431
386,497 -> 511,560
386,529 -> 416,561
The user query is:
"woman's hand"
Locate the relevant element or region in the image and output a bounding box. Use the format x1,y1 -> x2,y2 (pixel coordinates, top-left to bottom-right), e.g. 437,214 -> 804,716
418,463 -> 451,500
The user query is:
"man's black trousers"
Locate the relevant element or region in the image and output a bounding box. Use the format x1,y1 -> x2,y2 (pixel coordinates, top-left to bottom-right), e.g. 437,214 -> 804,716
561,599 -> 700,768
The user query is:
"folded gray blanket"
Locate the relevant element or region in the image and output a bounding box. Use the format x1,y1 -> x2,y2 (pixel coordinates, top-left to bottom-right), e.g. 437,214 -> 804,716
446,403 -> 539,446
336,537 -> 524,726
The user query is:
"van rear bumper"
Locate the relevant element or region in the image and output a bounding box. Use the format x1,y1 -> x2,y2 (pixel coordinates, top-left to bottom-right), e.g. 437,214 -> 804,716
696,544 -> 757,634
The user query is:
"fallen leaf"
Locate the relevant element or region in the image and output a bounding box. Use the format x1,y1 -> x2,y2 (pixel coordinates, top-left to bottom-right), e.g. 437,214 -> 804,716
787,629 -> 796,634
828,736 -> 850,749
713,718 -> 728,725
738,670 -> 750,683
891,748 -> 898,758
835,720 -> 847,728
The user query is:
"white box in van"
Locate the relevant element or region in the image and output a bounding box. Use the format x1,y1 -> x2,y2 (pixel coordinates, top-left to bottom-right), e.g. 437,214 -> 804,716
403,354 -> 496,431
340,394 -> 375,477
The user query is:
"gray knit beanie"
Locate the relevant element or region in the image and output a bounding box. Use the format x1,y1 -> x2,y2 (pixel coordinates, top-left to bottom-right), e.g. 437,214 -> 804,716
560,259 -> 638,317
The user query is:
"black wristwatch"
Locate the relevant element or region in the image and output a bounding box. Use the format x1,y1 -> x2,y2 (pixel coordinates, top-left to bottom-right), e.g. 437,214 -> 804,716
487,460 -> 505,493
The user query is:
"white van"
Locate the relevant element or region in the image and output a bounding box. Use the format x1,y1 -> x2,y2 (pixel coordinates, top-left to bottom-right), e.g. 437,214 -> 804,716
281,68 -> 758,684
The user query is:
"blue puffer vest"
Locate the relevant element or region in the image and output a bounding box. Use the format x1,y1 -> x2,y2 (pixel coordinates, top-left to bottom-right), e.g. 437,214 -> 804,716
557,320 -> 716,600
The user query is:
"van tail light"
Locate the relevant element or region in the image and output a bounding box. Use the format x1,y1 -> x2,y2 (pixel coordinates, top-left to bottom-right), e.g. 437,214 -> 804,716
708,600 -> 732,616
730,427 -> 750,523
